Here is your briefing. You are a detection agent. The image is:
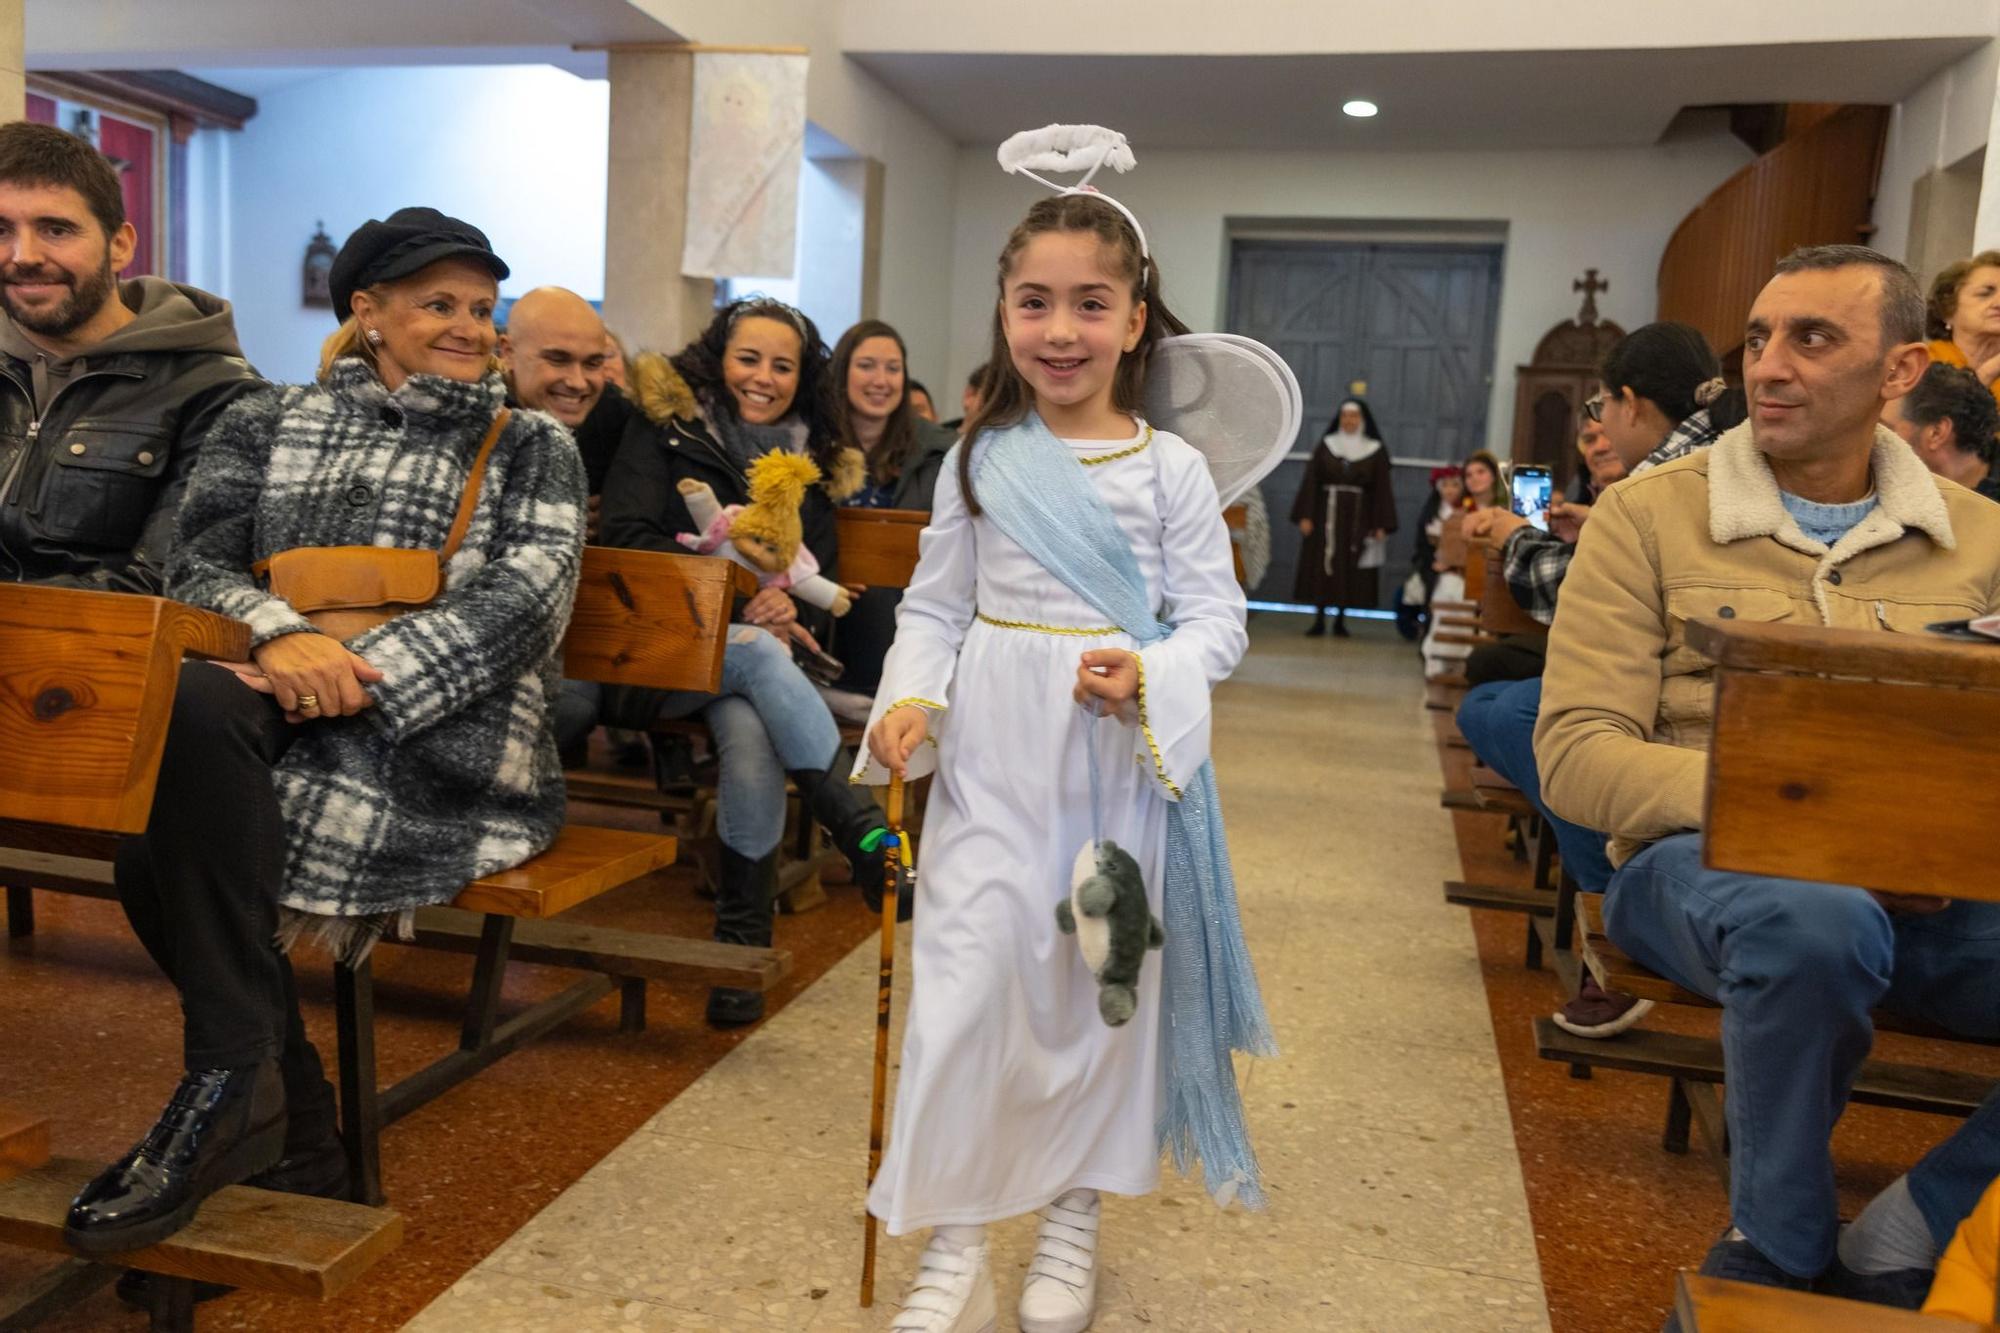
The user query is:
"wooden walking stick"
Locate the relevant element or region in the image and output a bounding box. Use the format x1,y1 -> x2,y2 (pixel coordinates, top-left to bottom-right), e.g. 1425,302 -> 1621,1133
860,771 -> 908,1307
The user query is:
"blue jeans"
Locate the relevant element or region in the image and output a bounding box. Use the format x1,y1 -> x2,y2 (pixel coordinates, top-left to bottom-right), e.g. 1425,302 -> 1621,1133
1454,677 -> 1616,893
1605,832 -> 2000,1276
606,628 -> 843,858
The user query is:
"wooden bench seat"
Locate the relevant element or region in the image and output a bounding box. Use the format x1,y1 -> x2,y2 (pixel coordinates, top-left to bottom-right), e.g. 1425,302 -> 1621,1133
0,1108 -> 49,1184
0,1157 -> 400,1326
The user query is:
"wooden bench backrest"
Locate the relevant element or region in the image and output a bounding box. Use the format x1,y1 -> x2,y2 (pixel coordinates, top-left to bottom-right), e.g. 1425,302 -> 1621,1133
0,586 -> 248,834
1477,537 -> 1548,638
1435,510 -> 1470,572
835,507 -> 927,590
1690,617 -> 2000,902
560,546 -> 741,694
1675,1272 -> 1995,1331
0,552 -> 737,835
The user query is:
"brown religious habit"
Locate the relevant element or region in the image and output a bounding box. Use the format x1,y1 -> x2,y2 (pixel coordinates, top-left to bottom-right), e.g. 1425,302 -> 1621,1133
1290,427 -> 1398,632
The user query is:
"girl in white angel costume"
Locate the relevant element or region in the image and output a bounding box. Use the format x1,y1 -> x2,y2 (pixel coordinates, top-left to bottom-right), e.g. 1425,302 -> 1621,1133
856,127 -> 1280,1333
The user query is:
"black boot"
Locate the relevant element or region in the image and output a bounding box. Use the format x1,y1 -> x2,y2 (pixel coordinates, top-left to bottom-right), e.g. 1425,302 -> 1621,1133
791,751 -> 908,921
1332,613 -> 1351,638
66,1061 -> 286,1255
706,844 -> 779,1027
1305,611 -> 1327,637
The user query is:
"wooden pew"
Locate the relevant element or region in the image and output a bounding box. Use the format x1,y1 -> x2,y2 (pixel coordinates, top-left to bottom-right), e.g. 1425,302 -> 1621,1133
0,1158 -> 401,1331
1540,882 -> 2000,1185
0,1107 -> 49,1184
0,551 -> 787,1207
833,505 -> 927,590
1674,1272 -> 1996,1331
1691,617 -> 2000,901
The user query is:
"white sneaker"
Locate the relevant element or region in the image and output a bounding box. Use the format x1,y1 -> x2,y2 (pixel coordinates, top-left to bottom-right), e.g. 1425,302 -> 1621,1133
1018,1190 -> 1100,1333
890,1237 -> 997,1333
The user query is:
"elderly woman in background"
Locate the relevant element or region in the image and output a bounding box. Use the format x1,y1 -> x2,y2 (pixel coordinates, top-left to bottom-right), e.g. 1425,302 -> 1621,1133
603,298 -> 895,1027
1928,251 -> 2000,403
66,208 -> 584,1257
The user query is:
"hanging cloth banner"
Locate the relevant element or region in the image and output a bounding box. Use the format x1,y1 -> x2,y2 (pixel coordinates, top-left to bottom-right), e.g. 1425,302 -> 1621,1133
681,52 -> 809,280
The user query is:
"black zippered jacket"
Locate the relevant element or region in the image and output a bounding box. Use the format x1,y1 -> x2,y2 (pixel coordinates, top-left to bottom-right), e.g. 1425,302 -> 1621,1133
0,278 -> 261,593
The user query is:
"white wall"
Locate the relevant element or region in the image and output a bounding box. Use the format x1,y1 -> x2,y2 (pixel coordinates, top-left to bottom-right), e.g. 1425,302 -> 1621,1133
795,157 -> 865,337
221,65 -> 608,383
942,133 -> 1752,456
636,1 -> 961,389
1874,39 -> 1998,265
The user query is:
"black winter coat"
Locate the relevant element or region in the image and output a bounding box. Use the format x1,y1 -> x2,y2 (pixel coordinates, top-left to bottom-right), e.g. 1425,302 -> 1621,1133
0,280 -> 260,592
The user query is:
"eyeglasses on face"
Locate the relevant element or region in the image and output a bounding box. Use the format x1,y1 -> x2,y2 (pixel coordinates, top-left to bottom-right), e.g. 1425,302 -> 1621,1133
1582,393 -> 1606,423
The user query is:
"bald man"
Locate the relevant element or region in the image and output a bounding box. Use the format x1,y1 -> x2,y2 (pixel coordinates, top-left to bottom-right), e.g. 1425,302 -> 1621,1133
500,287 -> 638,534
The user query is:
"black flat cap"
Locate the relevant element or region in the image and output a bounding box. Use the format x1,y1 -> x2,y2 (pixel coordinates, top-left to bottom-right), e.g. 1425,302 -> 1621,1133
329,207 -> 509,320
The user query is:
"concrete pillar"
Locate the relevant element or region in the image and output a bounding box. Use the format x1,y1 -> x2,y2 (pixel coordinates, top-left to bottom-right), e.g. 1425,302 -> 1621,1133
604,49 -> 715,356
0,0 -> 24,120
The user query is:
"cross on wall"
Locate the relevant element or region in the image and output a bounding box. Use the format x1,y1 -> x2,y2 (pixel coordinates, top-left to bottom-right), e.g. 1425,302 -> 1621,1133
1574,268 -> 1609,324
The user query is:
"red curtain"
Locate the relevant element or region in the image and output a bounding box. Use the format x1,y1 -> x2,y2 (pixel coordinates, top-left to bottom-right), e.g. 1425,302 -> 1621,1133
25,93 -> 54,124
94,115 -> 156,277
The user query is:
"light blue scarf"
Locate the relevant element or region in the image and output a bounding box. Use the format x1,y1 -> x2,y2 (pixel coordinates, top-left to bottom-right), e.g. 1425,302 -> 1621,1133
972,412 -> 1276,1208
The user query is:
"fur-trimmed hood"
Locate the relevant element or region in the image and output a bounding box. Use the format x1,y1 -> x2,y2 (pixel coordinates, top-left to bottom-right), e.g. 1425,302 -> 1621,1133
627,351 -> 863,500
629,351 -> 703,428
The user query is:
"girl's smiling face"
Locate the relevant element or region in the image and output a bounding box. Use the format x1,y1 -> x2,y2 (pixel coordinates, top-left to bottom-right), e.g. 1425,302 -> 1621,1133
1000,230 -> 1146,425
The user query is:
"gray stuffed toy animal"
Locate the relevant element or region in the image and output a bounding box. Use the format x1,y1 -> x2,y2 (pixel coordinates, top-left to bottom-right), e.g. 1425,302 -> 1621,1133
1055,839 -> 1165,1026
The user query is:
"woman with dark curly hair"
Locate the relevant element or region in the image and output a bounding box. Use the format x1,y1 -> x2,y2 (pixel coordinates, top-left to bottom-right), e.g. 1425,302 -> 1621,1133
602,298 -> 892,1026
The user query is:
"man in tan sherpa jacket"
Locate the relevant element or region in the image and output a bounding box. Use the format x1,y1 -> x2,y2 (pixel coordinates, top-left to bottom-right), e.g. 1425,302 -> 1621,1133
1537,245 -> 2000,1321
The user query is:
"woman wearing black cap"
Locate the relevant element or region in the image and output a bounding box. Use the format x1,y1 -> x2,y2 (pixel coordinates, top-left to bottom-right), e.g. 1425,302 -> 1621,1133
63,208 -> 587,1258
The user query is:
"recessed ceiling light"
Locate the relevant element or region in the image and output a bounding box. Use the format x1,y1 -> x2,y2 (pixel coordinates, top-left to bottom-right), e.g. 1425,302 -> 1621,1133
1343,100 -> 1379,118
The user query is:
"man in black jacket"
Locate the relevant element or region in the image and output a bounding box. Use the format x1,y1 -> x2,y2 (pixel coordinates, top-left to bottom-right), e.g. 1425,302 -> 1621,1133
0,121 -> 345,1280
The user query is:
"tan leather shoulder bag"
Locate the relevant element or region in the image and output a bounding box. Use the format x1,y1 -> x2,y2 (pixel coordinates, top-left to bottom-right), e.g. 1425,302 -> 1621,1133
255,408 -> 511,643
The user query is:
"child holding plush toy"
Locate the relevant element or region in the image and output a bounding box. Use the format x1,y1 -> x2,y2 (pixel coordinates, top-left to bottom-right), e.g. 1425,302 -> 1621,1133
857,126 -> 1276,1333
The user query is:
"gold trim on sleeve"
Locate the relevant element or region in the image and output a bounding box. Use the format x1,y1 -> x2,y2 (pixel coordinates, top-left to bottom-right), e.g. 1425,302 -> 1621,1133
889,697 -> 947,714
1132,651 -> 1183,801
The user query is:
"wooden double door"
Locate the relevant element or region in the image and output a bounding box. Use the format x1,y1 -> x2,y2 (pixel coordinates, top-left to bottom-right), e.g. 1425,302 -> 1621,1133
1226,239 -> 1503,607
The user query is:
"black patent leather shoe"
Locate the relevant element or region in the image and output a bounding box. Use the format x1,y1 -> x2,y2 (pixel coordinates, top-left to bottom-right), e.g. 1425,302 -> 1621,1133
64,1061 -> 286,1255
114,1124 -> 347,1309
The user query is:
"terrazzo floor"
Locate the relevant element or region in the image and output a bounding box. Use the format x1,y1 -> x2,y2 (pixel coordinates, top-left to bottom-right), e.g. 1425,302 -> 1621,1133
408,618 -> 1552,1332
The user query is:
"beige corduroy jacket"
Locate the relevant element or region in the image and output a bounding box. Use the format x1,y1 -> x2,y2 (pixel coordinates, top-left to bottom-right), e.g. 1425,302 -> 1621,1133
1534,420 -> 2000,867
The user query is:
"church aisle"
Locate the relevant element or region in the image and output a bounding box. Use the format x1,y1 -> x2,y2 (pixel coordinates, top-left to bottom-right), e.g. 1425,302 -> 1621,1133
406,617 -> 1550,1331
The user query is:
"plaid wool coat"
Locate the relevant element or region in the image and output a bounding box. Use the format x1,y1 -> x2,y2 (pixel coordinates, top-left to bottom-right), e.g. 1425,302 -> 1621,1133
169,360 -> 586,954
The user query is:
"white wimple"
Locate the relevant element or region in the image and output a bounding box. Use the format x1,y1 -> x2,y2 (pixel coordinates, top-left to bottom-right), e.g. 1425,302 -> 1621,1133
997,123 -> 1150,258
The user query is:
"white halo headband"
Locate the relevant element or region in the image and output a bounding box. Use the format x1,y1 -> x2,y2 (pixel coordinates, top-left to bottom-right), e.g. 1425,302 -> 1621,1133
997,124 -> 1150,259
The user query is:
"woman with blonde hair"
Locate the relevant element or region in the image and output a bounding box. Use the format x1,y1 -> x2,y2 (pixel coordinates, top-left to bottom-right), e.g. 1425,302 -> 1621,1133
66,207 -> 585,1258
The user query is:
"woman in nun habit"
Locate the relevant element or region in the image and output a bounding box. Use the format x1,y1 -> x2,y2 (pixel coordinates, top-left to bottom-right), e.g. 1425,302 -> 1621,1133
1289,397 -> 1397,636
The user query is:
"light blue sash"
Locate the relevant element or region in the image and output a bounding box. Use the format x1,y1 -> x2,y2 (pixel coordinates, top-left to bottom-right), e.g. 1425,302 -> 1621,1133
972,412 -> 1275,1208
